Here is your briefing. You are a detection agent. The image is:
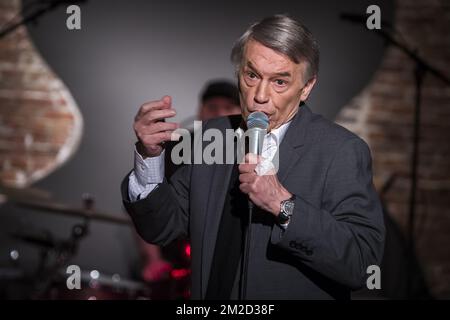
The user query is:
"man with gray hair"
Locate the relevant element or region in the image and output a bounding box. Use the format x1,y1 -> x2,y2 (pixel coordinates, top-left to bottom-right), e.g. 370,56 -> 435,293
122,14 -> 385,299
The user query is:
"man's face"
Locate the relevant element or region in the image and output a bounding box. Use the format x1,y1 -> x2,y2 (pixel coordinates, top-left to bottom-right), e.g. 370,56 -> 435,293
199,96 -> 241,121
238,40 -> 316,131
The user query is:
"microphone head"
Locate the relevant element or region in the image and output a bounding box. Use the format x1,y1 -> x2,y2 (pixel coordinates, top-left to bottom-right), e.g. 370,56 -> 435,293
246,111 -> 269,130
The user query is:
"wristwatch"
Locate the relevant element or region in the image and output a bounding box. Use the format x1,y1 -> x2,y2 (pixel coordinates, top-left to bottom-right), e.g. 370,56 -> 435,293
277,195 -> 296,226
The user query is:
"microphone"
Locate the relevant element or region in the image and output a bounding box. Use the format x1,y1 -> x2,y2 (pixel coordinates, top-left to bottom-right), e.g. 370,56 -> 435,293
246,111 -> 269,156
242,111 -> 269,300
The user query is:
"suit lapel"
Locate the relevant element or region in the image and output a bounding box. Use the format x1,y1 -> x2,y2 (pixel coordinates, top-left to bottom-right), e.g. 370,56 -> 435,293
277,104 -> 312,183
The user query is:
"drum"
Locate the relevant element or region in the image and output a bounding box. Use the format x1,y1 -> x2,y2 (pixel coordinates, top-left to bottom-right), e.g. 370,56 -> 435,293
45,270 -> 152,300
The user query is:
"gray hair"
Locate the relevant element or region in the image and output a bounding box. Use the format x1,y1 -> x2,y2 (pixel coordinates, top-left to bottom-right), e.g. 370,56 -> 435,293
231,14 -> 320,81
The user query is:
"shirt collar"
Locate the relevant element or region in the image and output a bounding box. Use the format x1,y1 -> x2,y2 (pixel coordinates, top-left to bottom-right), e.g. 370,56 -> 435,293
234,118 -> 292,145
268,120 -> 291,146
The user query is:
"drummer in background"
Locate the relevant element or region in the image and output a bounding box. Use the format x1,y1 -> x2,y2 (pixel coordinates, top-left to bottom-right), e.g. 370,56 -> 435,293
138,80 -> 241,283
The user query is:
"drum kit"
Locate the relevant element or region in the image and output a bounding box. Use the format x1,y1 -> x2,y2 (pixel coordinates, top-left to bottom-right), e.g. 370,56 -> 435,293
0,184 -> 190,300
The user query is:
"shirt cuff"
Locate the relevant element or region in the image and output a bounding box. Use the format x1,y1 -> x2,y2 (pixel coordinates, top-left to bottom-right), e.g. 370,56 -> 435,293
134,147 -> 165,185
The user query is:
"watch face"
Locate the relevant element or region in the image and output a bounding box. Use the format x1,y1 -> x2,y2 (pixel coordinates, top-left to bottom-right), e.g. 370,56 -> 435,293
282,200 -> 295,216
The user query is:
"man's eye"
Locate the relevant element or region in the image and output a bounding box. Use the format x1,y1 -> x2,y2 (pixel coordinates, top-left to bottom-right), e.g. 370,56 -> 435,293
275,79 -> 286,86
246,72 -> 257,79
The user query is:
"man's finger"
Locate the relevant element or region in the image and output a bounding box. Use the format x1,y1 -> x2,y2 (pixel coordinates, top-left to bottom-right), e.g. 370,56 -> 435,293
141,121 -> 179,135
239,173 -> 255,184
239,182 -> 250,194
244,153 -> 261,165
161,95 -> 171,105
140,108 -> 177,124
141,131 -> 176,145
239,162 -> 257,173
136,96 -> 172,119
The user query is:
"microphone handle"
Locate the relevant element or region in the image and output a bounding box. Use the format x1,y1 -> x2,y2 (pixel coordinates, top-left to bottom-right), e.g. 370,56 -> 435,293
248,128 -> 266,155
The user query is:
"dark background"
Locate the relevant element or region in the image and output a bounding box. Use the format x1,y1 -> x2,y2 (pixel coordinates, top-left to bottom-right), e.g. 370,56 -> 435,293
0,0 -> 393,280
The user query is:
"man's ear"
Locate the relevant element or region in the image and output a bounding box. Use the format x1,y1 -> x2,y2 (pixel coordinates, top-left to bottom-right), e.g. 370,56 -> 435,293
300,76 -> 317,101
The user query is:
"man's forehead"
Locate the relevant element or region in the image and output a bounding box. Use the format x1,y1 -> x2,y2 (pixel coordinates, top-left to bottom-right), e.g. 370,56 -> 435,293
243,40 -> 302,76
245,60 -> 294,77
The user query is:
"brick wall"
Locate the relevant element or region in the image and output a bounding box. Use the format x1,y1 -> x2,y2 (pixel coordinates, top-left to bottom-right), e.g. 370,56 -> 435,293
0,0 -> 82,187
336,0 -> 450,298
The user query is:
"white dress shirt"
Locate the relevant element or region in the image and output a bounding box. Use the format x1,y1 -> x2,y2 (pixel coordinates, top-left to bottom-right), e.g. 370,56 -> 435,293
128,120 -> 291,202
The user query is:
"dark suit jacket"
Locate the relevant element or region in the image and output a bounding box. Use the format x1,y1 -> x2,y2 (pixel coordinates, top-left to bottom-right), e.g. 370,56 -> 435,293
121,104 -> 385,299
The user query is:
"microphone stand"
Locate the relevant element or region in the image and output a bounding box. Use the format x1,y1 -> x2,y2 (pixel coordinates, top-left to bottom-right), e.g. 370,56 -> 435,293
240,200 -> 253,300
341,14 -> 450,298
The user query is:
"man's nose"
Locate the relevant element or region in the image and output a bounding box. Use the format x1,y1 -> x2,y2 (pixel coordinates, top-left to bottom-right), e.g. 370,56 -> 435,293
254,81 -> 269,104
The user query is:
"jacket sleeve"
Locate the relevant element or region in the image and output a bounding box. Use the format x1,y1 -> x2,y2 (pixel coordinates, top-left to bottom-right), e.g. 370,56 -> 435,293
121,163 -> 191,246
121,119 -> 214,246
270,138 -> 385,289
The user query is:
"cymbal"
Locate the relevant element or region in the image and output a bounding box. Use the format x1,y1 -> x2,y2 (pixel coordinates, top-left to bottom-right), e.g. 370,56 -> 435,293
10,231 -> 56,249
11,199 -> 131,226
0,184 -> 52,204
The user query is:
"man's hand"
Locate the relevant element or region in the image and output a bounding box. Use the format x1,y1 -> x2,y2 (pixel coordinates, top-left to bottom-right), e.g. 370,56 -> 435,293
238,153 -> 292,216
133,95 -> 180,158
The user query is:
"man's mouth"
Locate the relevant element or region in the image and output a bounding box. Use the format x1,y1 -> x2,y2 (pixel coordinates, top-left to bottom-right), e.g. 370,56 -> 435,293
248,109 -> 272,117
